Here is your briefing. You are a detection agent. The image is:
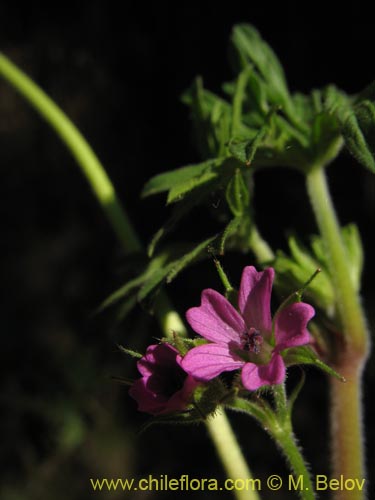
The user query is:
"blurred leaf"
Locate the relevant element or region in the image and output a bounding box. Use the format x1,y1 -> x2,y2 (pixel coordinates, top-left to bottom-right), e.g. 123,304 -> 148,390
138,236 -> 217,302
99,253 -> 170,311
182,79 -> 254,157
325,86 -> 375,172
230,23 -> 305,134
273,235 -> 335,312
142,159 -> 221,199
231,24 -> 290,107
341,102 -> 375,172
228,123 -> 268,165
165,235 -> 217,283
231,67 -> 251,136
147,180 -> 218,256
167,167 -> 218,204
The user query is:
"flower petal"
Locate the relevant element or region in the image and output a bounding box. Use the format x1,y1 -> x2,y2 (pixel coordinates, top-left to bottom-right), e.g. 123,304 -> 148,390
241,353 -> 286,390
181,343 -> 244,381
186,289 -> 245,344
238,266 -> 274,333
137,343 -> 179,377
274,302 -> 315,351
129,378 -> 166,415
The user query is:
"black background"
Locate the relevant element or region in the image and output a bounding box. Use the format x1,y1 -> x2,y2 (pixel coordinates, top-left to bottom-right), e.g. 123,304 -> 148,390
0,2 -> 374,499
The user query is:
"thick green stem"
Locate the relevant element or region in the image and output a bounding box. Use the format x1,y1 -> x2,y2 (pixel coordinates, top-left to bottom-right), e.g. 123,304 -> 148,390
306,167 -> 369,499
0,53 -> 255,500
207,408 -> 260,500
306,167 -> 368,349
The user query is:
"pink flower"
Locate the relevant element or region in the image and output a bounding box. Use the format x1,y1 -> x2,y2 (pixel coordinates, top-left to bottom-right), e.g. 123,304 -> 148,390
181,266 -> 314,391
129,343 -> 199,416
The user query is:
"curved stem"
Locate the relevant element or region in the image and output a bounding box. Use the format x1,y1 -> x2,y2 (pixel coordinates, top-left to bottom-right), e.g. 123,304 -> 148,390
0,51 -> 188,338
0,53 -> 255,500
306,167 -> 369,499
248,225 -> 275,263
0,51 -> 141,253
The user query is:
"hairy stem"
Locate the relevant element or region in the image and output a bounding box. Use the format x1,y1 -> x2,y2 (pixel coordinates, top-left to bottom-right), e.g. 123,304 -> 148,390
273,428 -> 315,500
272,385 -> 315,500
0,52 -> 256,500
306,166 -> 369,499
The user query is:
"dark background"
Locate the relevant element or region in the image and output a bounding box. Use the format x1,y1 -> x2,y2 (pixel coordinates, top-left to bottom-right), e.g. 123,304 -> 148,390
0,2 -> 374,499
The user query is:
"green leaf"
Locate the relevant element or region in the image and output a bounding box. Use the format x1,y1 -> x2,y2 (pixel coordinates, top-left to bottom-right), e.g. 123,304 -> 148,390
341,103 -> 375,172
231,24 -> 290,106
273,235 -> 335,312
115,295 -> 139,321
98,253 -> 170,311
283,346 -> 345,381
166,235 -> 217,283
327,87 -> 375,172
147,179 -> 220,257
137,263 -> 176,302
137,237 -> 217,303
311,224 -> 363,292
225,169 -> 250,216
167,168 -> 218,204
141,159 -> 220,199
182,79 -> 255,157
228,123 -> 268,165
231,67 -> 251,136
230,23 -> 302,132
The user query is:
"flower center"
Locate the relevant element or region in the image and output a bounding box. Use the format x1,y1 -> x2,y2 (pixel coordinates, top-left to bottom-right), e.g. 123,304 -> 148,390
241,327 -> 263,354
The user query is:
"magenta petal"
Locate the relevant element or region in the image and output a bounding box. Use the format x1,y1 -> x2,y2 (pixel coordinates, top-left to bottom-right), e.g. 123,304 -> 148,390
238,266 -> 274,333
186,289 -> 245,344
274,302 -> 315,351
129,378 -> 166,415
241,353 -> 286,390
137,343 -> 179,377
181,343 -> 244,381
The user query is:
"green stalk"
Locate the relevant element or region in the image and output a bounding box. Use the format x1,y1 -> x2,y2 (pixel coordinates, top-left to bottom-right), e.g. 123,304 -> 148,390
306,166 -> 369,499
248,225 -> 275,263
271,385 -> 315,500
0,52 -> 257,500
207,408 -> 260,500
0,52 -> 141,253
